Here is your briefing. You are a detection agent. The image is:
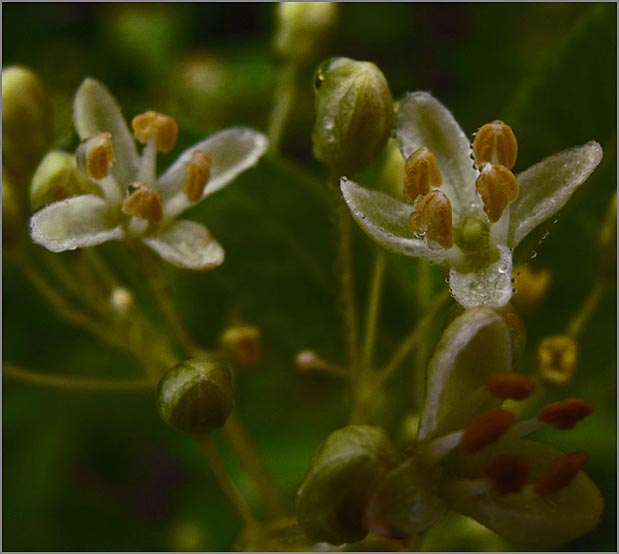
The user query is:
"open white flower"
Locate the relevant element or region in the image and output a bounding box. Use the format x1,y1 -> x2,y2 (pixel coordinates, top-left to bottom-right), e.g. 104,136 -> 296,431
30,78 -> 268,270
341,91 -> 603,308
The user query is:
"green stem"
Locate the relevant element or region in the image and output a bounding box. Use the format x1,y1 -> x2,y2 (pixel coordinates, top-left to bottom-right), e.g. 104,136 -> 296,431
361,249 -> 387,372
267,62 -> 298,153
197,435 -> 259,527
567,277 -> 608,338
223,411 -> 286,519
3,362 -> 156,392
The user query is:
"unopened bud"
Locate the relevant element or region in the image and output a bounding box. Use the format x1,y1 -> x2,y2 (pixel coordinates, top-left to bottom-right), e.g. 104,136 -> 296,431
403,147 -> 442,203
2,66 -> 52,176
473,120 -> 518,169
31,151 -> 98,211
537,335 -> 577,385
475,164 -> 519,223
512,265 -> 552,313
274,2 -> 338,64
409,190 -> 453,249
220,325 -> 261,370
312,57 -> 395,175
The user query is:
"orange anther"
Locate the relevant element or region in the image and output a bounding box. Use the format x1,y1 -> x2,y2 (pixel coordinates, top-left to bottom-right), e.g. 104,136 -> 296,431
460,408 -> 515,454
538,398 -> 594,430
79,132 -> 115,180
481,454 -> 529,494
534,452 -> 588,496
473,120 -> 518,169
184,151 -> 212,202
122,182 -> 163,223
409,190 -> 453,249
403,147 -> 442,202
485,373 -> 536,401
131,111 -> 179,153
475,164 -> 519,223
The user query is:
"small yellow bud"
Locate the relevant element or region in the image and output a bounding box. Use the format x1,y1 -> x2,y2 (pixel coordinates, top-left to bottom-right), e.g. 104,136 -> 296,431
473,120 -> 518,169
409,190 -> 453,249
184,151 -> 212,202
475,164 -> 519,223
131,111 -> 179,153
76,132 -> 115,181
403,147 -> 442,203
512,265 -> 552,313
537,335 -> 578,386
220,325 -> 261,370
122,182 -> 164,223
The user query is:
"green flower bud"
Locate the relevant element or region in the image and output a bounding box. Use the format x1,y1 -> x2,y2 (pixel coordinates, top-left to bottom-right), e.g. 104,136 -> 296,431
274,2 -> 338,65
296,425 -> 399,545
312,57 -> 395,175
156,358 -> 234,434
30,151 -> 99,211
2,66 -> 52,177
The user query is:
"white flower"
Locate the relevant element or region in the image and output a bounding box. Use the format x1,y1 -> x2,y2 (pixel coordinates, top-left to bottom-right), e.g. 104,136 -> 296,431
30,78 -> 268,270
341,91 -> 603,308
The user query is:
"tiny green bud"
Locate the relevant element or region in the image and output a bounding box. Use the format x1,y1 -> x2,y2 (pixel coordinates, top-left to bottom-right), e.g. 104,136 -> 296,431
312,57 -> 395,175
296,425 -> 399,545
30,151 -> 98,211
156,358 -> 234,434
2,66 -> 52,177
274,2 -> 338,64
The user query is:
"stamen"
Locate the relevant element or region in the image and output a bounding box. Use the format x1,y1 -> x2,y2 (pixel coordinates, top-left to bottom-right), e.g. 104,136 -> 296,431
481,455 -> 529,494
537,335 -> 578,386
475,164 -> 519,223
473,120 -> 518,169
77,132 -> 115,180
403,147 -> 442,202
485,373 -> 536,401
184,151 -> 212,202
534,452 -> 588,496
460,408 -> 515,454
122,182 -> 163,223
131,111 -> 179,153
409,190 -> 453,249
537,398 -> 594,430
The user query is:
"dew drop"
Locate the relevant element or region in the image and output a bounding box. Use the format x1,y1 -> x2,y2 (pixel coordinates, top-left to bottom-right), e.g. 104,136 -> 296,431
528,250 -> 537,259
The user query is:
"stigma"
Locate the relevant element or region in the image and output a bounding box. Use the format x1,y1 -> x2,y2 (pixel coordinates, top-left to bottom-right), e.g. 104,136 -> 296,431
131,111 -> 179,153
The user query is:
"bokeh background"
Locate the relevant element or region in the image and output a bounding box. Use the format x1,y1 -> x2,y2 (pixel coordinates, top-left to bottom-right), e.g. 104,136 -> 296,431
3,3 -> 616,551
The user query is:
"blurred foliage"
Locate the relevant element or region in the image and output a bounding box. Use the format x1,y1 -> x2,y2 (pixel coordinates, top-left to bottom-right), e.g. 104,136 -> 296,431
2,3 -> 616,551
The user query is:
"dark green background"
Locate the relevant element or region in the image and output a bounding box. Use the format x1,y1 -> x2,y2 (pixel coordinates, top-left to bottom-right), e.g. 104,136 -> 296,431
3,3 -> 616,551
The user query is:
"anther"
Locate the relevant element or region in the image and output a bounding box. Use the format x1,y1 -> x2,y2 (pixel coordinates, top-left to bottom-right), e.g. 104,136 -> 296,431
184,151 -> 212,202
409,190 -> 453,249
131,111 -> 179,153
460,408 -> 515,454
122,182 -> 164,223
475,164 -> 519,223
485,373 -> 536,401
403,147 -> 442,202
472,120 -> 518,169
481,455 -> 529,494
537,335 -> 578,386
77,132 -> 115,180
534,452 -> 588,496
538,398 -> 594,430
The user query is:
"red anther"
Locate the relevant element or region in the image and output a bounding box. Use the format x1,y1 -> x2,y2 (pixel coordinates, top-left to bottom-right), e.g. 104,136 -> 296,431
538,398 -> 594,430
481,455 -> 529,494
534,452 -> 588,496
485,373 -> 536,400
460,408 -> 515,454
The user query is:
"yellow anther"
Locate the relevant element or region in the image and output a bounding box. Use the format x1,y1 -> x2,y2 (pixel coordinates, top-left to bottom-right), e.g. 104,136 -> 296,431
80,132 -> 115,180
537,335 -> 578,386
122,182 -> 163,223
409,190 -> 453,249
473,120 -> 518,169
184,151 -> 212,202
131,111 -> 179,153
512,265 -> 552,313
403,146 -> 442,202
475,164 -> 519,223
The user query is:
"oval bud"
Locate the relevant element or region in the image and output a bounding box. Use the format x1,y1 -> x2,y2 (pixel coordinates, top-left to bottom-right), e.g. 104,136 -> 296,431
156,357 -> 234,434
2,66 -> 52,177
312,57 -> 395,175
296,425 -> 399,545
30,151 -> 98,211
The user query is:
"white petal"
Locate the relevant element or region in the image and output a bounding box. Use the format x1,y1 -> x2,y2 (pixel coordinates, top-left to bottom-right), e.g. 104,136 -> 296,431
73,78 -> 139,187
396,92 -> 480,221
419,307 -> 512,440
508,142 -> 603,248
30,195 -> 123,252
448,245 -> 513,309
340,178 -> 459,265
143,220 -> 224,270
159,128 -> 268,220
